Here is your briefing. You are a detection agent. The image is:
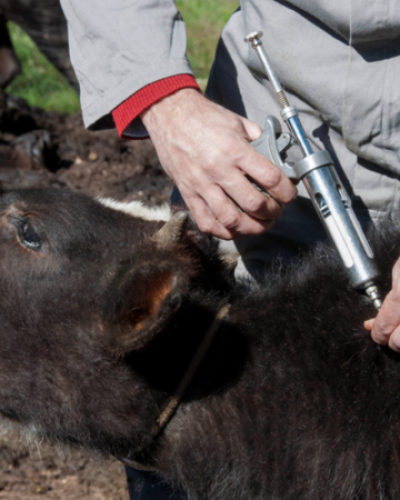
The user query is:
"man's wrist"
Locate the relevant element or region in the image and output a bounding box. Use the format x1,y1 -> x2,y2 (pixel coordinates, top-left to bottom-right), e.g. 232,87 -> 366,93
112,75 -> 200,139
140,87 -> 205,132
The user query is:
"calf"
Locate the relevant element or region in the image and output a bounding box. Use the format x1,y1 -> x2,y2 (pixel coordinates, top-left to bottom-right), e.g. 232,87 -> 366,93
0,188 -> 399,500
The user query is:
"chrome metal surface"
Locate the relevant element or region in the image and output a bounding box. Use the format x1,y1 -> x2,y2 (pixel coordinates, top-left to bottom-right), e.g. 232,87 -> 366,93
297,150 -> 333,178
244,31 -> 263,45
245,29 -> 382,308
286,116 -> 313,157
280,105 -> 298,121
245,31 -> 283,94
365,285 -> 382,311
303,166 -> 380,290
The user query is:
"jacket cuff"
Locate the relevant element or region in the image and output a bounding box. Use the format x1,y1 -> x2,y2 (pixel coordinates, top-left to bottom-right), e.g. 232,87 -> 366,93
112,74 -> 201,139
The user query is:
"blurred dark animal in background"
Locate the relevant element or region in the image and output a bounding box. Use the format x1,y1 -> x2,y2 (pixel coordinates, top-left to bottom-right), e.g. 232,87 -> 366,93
0,0 -> 78,91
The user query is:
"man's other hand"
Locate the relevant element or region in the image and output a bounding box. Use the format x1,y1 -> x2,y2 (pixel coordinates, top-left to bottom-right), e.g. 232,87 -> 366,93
365,257 -> 400,351
141,89 -> 297,240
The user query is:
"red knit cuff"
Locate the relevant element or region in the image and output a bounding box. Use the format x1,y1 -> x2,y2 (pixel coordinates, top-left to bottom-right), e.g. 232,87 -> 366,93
112,74 -> 201,138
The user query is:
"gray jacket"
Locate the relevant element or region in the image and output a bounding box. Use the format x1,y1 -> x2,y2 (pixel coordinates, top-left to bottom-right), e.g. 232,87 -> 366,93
60,0 -> 400,232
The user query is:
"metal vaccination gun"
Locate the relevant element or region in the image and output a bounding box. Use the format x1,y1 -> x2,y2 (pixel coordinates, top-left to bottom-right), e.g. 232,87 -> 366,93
245,31 -> 382,310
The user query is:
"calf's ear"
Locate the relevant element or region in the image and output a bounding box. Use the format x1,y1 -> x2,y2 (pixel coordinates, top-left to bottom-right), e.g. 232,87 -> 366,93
105,212 -> 192,354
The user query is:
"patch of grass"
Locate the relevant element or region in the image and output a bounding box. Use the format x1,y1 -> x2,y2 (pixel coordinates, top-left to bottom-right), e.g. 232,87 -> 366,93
176,0 -> 239,84
7,22 -> 80,114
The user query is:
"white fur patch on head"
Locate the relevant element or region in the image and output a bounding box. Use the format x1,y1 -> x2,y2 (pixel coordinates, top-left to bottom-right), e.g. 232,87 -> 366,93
97,198 -> 171,222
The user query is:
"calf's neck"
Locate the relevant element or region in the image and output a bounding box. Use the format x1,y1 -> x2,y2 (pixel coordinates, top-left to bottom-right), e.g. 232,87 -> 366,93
0,188 -> 399,500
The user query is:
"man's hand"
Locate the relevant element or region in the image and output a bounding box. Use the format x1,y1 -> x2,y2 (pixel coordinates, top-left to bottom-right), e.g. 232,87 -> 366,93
141,88 -> 297,240
364,257 -> 400,351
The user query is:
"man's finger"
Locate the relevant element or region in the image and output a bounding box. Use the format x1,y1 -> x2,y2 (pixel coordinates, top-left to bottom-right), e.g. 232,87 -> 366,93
239,147 -> 297,204
183,192 -> 233,240
241,117 -> 263,142
217,170 -> 283,221
388,324 -> 400,353
203,183 -> 275,237
363,318 -> 374,331
370,289 -> 400,345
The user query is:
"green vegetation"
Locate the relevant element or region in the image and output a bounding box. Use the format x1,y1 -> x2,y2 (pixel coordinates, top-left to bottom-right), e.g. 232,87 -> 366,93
6,1 -> 239,112
7,22 -> 80,114
176,0 -> 239,88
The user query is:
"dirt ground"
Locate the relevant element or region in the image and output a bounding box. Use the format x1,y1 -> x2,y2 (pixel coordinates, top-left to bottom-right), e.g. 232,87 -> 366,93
0,91 -> 171,205
0,426 -> 128,500
0,91 -> 173,500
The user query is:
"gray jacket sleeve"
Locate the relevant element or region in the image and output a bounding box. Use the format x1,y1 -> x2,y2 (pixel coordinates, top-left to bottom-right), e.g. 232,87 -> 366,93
59,0 -> 194,133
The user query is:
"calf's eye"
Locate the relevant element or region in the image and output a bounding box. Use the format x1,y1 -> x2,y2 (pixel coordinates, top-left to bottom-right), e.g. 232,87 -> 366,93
17,220 -> 42,251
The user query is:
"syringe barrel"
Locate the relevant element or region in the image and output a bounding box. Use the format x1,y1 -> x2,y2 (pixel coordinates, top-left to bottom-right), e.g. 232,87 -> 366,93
302,164 -> 379,290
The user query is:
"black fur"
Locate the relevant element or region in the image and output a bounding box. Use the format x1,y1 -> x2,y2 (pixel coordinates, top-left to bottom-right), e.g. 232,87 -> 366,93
0,188 -> 399,500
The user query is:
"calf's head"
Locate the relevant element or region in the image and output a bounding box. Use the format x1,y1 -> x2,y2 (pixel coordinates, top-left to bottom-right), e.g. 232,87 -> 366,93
0,188 -> 232,457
